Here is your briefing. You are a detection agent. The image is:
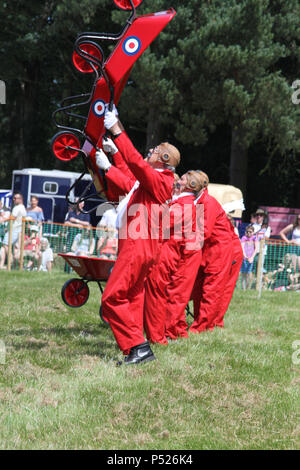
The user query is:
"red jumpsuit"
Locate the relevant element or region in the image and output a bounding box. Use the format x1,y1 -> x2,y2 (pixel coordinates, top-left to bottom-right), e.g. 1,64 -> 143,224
214,227 -> 243,327
189,191 -> 234,333
143,192 -> 196,345
101,132 -> 174,355
164,196 -> 205,339
106,150 -> 136,196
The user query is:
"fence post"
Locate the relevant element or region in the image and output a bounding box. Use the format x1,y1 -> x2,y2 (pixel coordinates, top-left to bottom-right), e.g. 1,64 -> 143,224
19,218 -> 26,271
256,238 -> 265,298
7,217 -> 13,271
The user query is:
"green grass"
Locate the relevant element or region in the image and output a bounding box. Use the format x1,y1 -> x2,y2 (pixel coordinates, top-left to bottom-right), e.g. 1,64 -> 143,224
0,271 -> 299,450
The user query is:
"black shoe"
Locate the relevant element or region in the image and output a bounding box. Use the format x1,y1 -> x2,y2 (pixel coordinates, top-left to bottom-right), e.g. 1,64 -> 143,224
123,341 -> 156,365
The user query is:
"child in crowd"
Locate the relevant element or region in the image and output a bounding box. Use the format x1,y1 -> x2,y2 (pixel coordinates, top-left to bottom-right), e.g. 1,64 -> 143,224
15,224 -> 41,270
97,227 -> 118,260
240,224 -> 259,289
38,238 -> 54,272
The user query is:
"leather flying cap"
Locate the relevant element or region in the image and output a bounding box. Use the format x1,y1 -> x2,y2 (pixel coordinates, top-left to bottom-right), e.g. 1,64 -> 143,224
185,170 -> 209,193
184,170 -> 209,193
159,142 -> 181,168
196,170 -> 209,188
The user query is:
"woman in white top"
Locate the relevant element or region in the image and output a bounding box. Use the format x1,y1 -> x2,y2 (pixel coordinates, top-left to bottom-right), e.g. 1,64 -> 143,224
280,214 -> 300,272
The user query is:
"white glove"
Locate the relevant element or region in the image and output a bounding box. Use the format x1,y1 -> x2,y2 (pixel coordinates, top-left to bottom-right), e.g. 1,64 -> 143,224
105,103 -> 118,116
104,104 -> 118,129
102,137 -> 118,155
95,149 -> 111,171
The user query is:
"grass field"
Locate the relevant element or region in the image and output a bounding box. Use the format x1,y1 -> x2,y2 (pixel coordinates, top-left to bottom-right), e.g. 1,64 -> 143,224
0,271 -> 299,450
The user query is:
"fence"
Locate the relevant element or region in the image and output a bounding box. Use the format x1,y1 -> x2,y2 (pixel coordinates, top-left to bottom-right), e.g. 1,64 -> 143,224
1,220 -> 299,293
0,218 -> 118,272
237,238 -> 300,293
256,239 -> 300,292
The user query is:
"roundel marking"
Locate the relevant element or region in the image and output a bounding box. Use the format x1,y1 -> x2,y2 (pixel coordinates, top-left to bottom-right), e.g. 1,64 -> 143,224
93,99 -> 106,117
122,36 -> 141,56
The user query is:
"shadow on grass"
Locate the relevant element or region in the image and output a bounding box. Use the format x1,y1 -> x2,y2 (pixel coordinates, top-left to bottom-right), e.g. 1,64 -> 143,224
8,322 -> 118,362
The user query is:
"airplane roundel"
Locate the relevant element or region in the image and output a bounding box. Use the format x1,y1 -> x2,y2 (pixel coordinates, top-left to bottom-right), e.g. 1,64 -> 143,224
92,99 -> 106,117
122,36 -> 141,56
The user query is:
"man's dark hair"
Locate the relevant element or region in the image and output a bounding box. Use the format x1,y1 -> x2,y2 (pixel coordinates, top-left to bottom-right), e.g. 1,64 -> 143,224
13,192 -> 23,201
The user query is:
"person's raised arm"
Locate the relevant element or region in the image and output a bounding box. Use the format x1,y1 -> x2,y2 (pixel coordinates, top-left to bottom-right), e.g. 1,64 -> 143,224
104,108 -> 173,204
103,137 -> 136,184
95,149 -> 135,195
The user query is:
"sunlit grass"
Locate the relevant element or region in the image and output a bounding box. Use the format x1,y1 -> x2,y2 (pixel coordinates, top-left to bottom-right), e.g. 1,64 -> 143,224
0,271 -> 299,449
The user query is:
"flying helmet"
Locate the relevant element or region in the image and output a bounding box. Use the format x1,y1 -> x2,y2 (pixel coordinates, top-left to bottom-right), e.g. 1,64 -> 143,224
157,142 -> 181,169
185,170 -> 209,193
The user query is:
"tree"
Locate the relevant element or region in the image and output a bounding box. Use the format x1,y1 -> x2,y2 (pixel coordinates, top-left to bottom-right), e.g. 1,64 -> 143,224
163,0 -> 299,194
0,0 -> 113,183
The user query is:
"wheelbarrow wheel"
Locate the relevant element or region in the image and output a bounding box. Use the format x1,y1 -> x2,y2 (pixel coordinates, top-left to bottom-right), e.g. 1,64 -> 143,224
61,278 -> 89,308
73,41 -> 103,74
113,0 -> 144,11
99,304 -> 110,326
51,131 -> 80,161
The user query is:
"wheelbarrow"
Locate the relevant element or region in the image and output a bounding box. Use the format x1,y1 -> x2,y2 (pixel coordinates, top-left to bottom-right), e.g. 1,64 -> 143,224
59,252 -> 193,324
59,253 -> 114,324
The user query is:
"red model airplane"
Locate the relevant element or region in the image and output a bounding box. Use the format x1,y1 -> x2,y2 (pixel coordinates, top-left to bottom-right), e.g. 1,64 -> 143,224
51,0 -> 176,207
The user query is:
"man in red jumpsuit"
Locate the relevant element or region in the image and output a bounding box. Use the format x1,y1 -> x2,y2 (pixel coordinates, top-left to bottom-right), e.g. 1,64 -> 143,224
213,212 -> 243,328
96,107 -> 180,365
189,185 -> 236,333
143,171 -> 207,345
164,172 -> 209,340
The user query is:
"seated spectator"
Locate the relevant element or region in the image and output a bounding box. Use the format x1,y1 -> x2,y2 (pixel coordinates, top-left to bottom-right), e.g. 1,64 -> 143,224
63,200 -> 91,257
266,254 -> 293,291
279,215 -> 300,273
68,227 -> 95,257
38,238 -> 54,272
96,206 -> 118,260
26,196 -> 44,226
15,224 -> 41,270
64,200 -> 90,228
0,193 -> 26,269
240,225 -> 259,289
97,228 -> 118,260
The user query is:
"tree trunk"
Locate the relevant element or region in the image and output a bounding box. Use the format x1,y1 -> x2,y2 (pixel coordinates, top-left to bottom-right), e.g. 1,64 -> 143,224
17,81 -> 26,169
229,125 -> 248,195
145,106 -> 163,151
17,62 -> 41,169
